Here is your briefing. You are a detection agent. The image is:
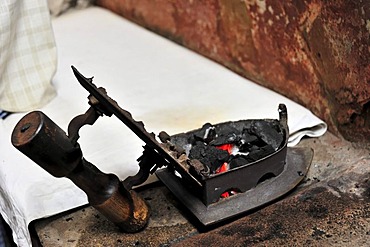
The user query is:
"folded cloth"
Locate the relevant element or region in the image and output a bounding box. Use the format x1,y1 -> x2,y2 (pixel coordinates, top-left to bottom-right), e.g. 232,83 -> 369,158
0,0 -> 57,112
0,7 -> 327,246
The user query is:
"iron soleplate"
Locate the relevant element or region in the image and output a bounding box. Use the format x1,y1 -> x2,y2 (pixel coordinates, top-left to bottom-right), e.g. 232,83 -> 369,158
156,147 -> 313,226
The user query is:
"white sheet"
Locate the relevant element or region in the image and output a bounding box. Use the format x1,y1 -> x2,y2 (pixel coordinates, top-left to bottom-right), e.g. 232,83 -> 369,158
0,7 -> 326,246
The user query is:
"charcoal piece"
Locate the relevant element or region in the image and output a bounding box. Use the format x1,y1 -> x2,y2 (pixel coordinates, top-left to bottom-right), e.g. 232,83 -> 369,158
216,124 -> 241,135
209,135 -> 228,146
189,141 -> 229,173
189,159 -> 210,177
247,144 -> 275,161
187,135 -> 196,146
193,123 -> 216,144
210,125 -> 241,146
210,133 -> 237,146
189,141 -> 207,157
170,135 -> 191,150
249,145 -> 260,151
250,120 -> 283,150
240,132 -> 258,144
238,143 -> 251,153
237,133 -> 259,152
229,155 -> 249,169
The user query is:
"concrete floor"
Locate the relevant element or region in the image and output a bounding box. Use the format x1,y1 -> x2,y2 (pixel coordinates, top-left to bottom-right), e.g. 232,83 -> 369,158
33,131 -> 370,246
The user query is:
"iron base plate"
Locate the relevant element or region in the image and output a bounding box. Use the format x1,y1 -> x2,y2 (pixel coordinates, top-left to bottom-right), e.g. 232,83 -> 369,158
156,147 -> 313,226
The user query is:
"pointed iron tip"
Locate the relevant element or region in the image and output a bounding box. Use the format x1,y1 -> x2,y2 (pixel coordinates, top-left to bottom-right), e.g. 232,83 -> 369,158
71,65 -> 94,83
71,65 -> 83,78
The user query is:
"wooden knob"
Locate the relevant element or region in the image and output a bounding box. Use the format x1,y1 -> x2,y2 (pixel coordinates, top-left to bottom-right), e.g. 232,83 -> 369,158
12,111 -> 81,177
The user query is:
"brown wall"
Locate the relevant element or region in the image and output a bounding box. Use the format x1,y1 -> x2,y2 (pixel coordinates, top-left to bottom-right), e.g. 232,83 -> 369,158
96,0 -> 370,142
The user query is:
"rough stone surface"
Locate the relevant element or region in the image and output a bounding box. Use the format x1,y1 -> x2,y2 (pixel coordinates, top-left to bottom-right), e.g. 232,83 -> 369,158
34,186 -> 198,246
174,187 -> 370,247
95,0 -> 370,143
34,132 -> 370,246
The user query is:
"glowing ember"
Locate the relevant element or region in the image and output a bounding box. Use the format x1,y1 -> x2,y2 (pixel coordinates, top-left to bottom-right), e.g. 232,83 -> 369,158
215,144 -> 233,198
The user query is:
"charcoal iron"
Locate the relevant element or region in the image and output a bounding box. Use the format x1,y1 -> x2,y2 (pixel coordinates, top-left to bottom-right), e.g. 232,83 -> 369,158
156,105 -> 313,225
12,66 -> 313,229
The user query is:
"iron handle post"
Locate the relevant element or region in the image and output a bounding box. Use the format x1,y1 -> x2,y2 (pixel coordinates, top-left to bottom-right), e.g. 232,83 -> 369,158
11,111 -> 149,232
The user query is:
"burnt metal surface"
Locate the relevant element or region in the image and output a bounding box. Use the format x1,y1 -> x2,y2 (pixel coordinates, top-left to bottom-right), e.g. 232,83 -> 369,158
156,147 -> 313,225
95,0 -> 370,143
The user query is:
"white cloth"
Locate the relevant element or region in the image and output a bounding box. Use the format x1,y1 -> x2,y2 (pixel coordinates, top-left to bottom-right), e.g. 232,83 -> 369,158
0,0 -> 57,112
0,7 -> 327,246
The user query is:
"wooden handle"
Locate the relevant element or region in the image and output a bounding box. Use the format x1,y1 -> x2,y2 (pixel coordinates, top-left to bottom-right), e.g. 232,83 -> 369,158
11,111 -> 81,177
11,111 -> 149,232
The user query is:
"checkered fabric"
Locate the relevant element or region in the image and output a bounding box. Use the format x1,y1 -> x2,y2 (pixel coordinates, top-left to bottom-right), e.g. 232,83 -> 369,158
0,0 -> 57,112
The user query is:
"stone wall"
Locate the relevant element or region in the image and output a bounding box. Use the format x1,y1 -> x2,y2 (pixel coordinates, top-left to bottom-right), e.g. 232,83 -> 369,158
96,0 -> 370,142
